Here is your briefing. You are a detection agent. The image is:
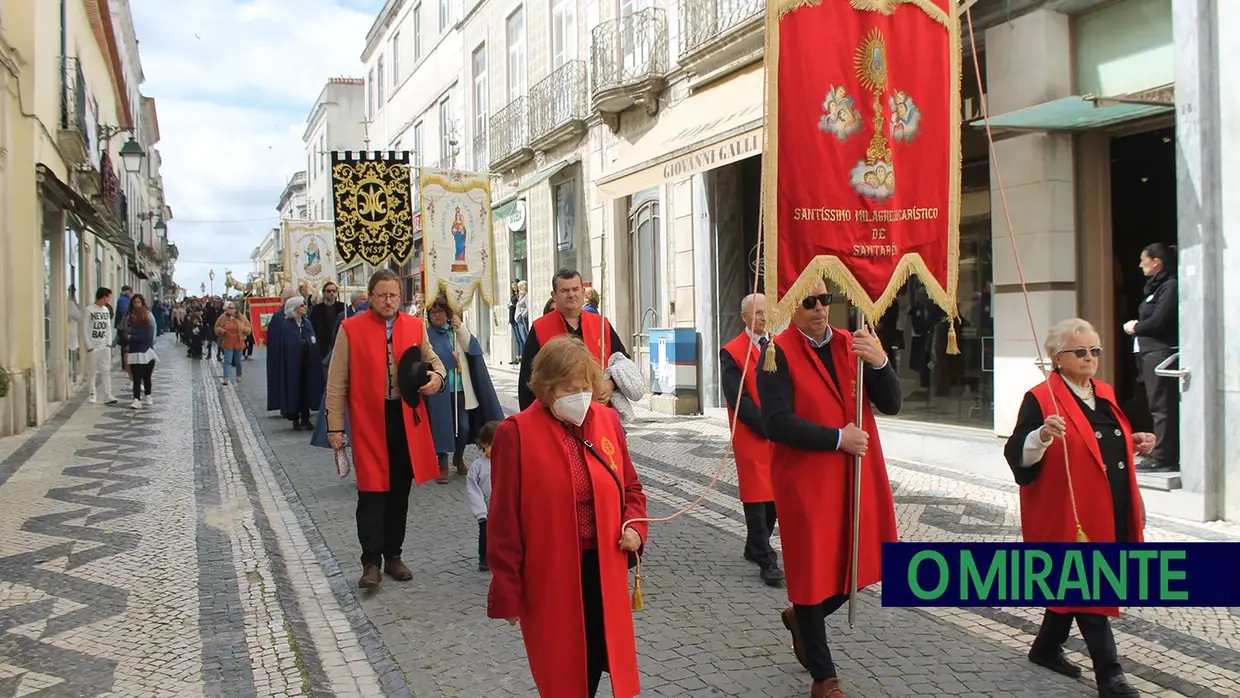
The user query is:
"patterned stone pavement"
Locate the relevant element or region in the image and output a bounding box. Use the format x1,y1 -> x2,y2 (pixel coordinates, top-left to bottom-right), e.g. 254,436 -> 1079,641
0,337 -> 408,697
2,342 -> 1238,697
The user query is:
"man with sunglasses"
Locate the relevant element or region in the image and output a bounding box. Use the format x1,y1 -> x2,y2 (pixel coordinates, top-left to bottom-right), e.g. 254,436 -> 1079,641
757,278 -> 903,698
720,293 -> 784,587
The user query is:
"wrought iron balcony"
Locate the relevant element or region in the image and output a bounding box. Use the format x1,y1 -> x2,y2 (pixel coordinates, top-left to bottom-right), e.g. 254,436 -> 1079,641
678,0 -> 764,77
591,8 -> 669,132
473,127 -> 488,172
58,56 -> 91,166
488,97 -> 532,171
529,60 -> 588,151
436,155 -> 454,171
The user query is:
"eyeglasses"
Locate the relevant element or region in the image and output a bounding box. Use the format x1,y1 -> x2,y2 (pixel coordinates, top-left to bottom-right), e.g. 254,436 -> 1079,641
370,293 -> 400,302
801,293 -> 833,310
1058,347 -> 1103,359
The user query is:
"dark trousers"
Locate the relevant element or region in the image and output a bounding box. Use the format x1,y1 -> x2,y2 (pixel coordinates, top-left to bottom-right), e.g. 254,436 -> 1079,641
437,391 -> 470,460
356,400 -> 415,567
477,520 -> 488,566
794,593 -> 850,681
1140,349 -> 1180,467
582,549 -> 609,697
742,501 -> 778,568
130,361 -> 153,399
1031,610 -> 1122,681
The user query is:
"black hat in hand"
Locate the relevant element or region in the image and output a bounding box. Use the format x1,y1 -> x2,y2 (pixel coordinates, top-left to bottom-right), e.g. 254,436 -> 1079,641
397,346 -> 433,410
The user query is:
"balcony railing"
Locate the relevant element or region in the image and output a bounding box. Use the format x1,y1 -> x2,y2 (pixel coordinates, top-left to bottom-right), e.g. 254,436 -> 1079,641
58,56 -> 91,164
473,127 -> 488,172
436,155 -> 454,170
530,60 -> 588,147
679,0 -> 762,57
488,97 -> 531,169
591,8 -> 669,97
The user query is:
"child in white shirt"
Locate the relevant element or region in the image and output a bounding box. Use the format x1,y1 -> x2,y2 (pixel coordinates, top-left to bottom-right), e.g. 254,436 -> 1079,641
467,421 -> 500,572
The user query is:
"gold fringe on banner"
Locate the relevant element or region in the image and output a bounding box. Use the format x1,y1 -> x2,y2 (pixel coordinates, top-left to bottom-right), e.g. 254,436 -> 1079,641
760,0 -> 963,358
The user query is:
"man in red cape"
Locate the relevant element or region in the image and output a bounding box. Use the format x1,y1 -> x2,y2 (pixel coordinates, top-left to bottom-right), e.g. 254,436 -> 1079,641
757,278 -> 902,698
325,269 -> 445,589
720,293 -> 784,587
517,269 -> 628,411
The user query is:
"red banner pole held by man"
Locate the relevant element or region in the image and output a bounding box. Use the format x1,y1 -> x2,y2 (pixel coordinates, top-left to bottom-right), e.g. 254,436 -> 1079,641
760,0 -> 963,627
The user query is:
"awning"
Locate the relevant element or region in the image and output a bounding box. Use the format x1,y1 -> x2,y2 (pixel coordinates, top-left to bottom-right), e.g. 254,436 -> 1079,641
596,66 -> 765,199
971,95 -> 1174,133
36,164 -> 134,256
492,155 -> 581,209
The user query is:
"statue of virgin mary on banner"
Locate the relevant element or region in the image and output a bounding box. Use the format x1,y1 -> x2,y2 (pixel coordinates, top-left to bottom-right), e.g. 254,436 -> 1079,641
419,168 -> 496,311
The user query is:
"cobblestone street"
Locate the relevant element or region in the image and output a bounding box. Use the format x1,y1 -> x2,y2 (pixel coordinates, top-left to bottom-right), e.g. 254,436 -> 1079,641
1,343 -> 1238,697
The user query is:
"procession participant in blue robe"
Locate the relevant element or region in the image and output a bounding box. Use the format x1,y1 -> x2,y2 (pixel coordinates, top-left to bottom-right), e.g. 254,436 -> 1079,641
423,295 -> 504,483
265,290 -> 295,411
273,296 -> 325,431
311,293 -> 371,448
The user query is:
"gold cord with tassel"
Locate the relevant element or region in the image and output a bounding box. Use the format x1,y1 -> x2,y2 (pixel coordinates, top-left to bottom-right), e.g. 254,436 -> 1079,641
762,340 -> 778,372
631,555 -> 645,612
1076,522 -> 1090,543
946,321 -> 960,355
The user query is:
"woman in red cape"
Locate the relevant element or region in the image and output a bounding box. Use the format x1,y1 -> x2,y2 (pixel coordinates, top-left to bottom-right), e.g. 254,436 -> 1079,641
1003,318 -> 1153,698
487,335 -> 648,697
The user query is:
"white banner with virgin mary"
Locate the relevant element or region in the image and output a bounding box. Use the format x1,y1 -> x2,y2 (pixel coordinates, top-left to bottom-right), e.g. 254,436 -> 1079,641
283,220 -> 338,298
419,168 -> 495,311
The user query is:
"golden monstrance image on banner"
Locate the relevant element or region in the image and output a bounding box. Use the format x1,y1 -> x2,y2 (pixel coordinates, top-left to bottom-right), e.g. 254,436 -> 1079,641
419,168 -> 495,311
331,150 -> 415,266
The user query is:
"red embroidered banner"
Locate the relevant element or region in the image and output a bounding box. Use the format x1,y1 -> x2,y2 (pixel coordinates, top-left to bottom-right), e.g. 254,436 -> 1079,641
762,0 -> 961,331
247,297 -> 282,346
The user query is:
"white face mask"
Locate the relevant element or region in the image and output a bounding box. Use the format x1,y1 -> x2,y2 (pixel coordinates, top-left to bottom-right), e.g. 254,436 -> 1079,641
552,391 -> 593,427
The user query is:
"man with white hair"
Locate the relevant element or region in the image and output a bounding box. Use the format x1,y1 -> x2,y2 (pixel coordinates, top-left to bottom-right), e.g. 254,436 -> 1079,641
720,293 -> 784,587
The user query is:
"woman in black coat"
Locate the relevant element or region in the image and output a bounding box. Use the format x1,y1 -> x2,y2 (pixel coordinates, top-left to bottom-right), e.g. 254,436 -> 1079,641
1123,242 -> 1179,472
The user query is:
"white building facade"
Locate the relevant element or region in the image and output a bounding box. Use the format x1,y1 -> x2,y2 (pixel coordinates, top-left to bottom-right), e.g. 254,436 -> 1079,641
304,78 -> 367,223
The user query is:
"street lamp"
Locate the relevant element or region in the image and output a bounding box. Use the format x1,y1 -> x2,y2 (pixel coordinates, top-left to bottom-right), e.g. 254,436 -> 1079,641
154,218 -> 167,236
119,135 -> 146,174
209,269 -> 216,297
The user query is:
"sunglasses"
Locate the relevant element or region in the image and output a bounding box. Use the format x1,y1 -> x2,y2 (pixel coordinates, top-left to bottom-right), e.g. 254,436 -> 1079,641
801,293 -> 833,310
1058,347 -> 1103,359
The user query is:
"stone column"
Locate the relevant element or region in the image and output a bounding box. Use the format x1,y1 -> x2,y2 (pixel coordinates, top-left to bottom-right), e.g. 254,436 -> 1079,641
984,9 -> 1078,436
1175,0 -> 1238,520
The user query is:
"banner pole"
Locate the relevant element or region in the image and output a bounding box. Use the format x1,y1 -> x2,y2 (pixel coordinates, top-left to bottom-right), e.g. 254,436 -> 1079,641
848,304 -> 865,629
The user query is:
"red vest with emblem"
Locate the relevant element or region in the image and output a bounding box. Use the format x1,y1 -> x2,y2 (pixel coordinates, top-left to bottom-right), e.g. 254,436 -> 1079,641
341,312 -> 440,491
769,326 -> 899,605
531,311 -> 613,365
1024,375 -> 1145,617
509,403 -> 641,698
722,334 -> 774,503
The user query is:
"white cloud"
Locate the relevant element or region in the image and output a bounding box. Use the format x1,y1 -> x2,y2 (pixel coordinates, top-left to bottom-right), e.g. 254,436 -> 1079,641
131,0 -> 381,294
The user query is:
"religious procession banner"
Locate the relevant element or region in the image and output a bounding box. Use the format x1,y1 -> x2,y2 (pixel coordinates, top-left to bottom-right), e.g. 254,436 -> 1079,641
761,0 -> 961,337
331,151 -> 416,266
282,220 -> 338,298
419,168 -> 495,311
247,297 -> 282,346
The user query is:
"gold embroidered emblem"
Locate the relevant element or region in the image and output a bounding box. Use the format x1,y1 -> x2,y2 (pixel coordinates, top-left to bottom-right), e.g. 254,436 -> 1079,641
600,437 -> 619,472
331,151 -> 415,265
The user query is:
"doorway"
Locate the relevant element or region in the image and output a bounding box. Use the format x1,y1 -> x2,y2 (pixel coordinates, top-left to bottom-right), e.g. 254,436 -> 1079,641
1109,126 -> 1176,426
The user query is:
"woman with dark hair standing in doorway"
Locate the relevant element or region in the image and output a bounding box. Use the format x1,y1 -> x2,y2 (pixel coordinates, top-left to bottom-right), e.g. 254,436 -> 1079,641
1124,242 -> 1179,473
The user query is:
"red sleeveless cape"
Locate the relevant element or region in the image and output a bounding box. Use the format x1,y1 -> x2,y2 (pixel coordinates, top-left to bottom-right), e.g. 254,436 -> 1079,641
341,312 -> 439,491
487,403 -> 645,698
531,311 -> 613,365
1023,376 -> 1145,617
722,334 -> 774,503
770,327 -> 899,605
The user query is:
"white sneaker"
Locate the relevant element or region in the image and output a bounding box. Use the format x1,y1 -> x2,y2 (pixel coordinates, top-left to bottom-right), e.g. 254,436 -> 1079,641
104,397 -> 119,405
130,399 -> 142,410
87,394 -> 98,405
143,395 -> 154,407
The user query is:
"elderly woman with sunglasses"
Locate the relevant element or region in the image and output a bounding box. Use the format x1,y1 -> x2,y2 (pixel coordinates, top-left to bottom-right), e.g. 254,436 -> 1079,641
1003,318 -> 1154,698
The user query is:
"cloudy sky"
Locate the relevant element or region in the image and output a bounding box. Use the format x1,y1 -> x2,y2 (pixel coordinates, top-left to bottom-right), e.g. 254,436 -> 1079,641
132,0 -> 386,296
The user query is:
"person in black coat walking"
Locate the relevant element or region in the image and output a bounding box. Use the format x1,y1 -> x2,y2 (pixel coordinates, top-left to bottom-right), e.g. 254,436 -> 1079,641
1124,242 -> 1179,472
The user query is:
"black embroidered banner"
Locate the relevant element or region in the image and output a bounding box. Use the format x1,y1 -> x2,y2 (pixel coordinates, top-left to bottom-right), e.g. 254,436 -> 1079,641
331,151 -> 415,265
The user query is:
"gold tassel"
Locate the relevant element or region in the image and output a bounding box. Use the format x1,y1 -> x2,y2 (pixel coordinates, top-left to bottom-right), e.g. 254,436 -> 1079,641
946,322 -> 960,355
762,340 -> 778,372
631,556 -> 645,612
1075,523 -> 1090,543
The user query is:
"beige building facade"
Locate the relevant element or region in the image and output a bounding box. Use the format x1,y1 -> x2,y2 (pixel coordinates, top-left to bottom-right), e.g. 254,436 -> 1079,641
0,0 -> 175,437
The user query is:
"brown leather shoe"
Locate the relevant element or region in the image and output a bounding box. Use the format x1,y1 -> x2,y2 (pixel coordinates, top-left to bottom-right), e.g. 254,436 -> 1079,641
454,454 -> 468,474
811,677 -> 844,698
358,564 -> 381,589
384,555 -> 413,581
781,607 -> 810,671
437,455 -> 450,484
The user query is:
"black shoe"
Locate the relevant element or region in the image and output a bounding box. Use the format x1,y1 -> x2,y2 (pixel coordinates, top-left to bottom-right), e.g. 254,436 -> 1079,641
478,562 -> 489,572
1097,673 -> 1138,697
760,564 -> 785,587
743,550 -> 759,565
1028,648 -> 1082,678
